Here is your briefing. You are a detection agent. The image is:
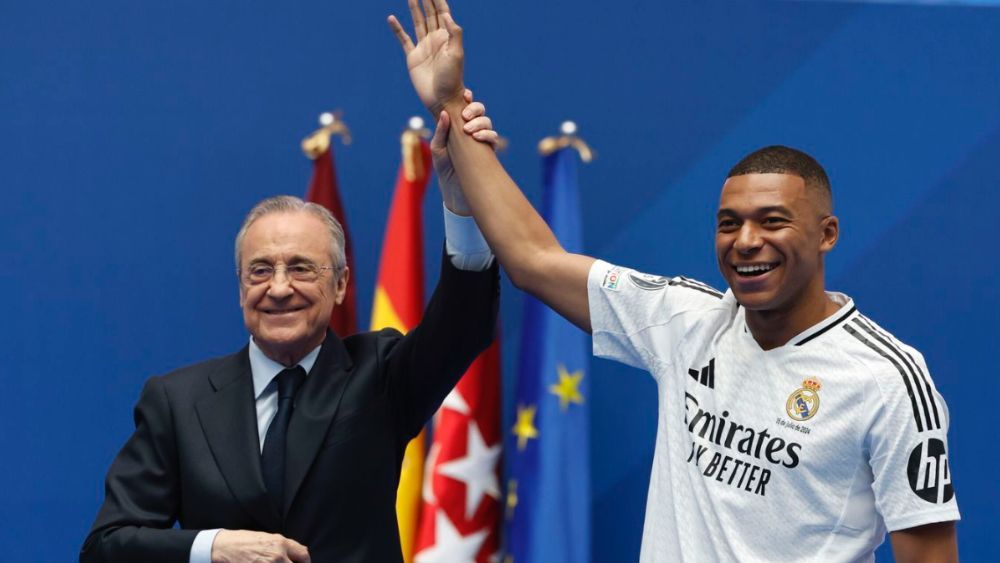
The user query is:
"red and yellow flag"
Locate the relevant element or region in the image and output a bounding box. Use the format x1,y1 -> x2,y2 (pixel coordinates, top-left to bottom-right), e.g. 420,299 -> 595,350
370,128 -> 432,562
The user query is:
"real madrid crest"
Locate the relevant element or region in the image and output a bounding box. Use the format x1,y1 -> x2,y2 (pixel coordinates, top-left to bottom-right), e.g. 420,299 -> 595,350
786,378 -> 821,421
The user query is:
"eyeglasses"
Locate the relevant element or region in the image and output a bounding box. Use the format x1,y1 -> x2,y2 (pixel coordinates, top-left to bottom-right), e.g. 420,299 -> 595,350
239,263 -> 337,285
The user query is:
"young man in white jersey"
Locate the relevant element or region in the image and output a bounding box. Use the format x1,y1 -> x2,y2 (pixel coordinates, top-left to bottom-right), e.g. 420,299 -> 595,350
388,1 -> 959,560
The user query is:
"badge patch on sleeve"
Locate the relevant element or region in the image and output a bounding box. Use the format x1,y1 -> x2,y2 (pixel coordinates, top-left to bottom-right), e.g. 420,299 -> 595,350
628,272 -> 668,291
602,267 -> 623,291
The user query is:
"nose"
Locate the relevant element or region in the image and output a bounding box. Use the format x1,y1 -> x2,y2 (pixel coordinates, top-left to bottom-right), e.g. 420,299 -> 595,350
733,223 -> 763,254
265,269 -> 295,299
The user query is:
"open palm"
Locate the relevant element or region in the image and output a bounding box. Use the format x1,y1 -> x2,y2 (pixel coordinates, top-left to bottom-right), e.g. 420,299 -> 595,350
389,0 -> 465,113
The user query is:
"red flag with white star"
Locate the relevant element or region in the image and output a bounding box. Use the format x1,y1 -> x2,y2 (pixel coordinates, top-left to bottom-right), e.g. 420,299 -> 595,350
414,337 -> 502,562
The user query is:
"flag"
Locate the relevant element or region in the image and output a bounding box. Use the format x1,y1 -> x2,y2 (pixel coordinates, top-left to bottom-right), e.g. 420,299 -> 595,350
370,129 -> 432,563
305,145 -> 358,335
414,336 -> 503,562
505,146 -> 590,563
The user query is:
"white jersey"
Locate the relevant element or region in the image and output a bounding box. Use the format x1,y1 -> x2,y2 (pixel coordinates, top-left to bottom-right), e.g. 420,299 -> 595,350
587,260 -> 959,563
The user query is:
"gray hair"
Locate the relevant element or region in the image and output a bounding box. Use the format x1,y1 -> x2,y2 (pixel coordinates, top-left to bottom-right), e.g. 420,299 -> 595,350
234,195 -> 346,275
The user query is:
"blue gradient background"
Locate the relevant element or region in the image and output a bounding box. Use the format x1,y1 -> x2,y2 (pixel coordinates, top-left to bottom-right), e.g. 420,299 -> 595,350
2,1 -> 996,560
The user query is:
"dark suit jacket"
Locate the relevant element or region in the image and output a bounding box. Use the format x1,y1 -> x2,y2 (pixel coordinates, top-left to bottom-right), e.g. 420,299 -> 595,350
81,257 -> 499,563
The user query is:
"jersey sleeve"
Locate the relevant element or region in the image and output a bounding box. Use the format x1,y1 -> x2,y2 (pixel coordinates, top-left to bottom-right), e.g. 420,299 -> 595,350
587,259 -> 726,374
865,345 -> 960,532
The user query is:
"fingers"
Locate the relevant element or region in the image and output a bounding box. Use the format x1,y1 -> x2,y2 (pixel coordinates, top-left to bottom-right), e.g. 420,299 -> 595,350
441,11 -> 462,43
472,129 -> 500,148
422,0 -> 439,32
387,15 -> 415,53
406,0 -> 427,41
463,88 -> 474,104
284,537 -> 311,562
463,114 -> 492,132
436,0 -> 453,21
431,111 -> 451,150
461,101 -> 486,121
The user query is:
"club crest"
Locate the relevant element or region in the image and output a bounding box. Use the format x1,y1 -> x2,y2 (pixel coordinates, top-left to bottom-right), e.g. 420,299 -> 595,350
785,378 -> 821,422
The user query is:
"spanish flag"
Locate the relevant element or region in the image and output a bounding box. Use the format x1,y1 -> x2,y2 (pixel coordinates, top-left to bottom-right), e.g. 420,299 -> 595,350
370,126 -> 432,562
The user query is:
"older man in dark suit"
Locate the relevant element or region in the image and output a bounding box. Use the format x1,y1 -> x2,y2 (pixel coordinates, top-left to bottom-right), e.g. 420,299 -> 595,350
82,99 -> 502,562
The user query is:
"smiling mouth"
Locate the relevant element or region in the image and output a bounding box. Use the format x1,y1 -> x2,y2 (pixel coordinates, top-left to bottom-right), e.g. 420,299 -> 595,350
263,307 -> 306,315
733,263 -> 778,278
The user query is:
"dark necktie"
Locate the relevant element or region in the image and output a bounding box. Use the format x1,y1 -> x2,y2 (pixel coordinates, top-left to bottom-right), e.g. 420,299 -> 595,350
261,366 -> 306,512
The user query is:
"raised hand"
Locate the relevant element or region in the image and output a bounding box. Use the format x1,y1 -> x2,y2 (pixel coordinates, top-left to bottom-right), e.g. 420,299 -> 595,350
431,88 -> 498,215
388,0 -> 465,114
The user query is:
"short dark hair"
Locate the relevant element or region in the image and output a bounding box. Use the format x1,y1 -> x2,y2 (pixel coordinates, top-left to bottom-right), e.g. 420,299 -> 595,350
727,145 -> 832,209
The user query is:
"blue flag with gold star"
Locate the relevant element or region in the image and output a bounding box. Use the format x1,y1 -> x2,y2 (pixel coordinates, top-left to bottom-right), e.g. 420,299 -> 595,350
505,146 -> 590,563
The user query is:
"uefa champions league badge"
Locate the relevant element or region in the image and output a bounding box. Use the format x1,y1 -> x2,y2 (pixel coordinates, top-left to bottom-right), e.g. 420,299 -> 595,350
786,378 -> 822,422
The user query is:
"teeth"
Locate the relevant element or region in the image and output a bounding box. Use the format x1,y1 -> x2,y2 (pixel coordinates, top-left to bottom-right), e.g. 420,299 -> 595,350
736,264 -> 774,274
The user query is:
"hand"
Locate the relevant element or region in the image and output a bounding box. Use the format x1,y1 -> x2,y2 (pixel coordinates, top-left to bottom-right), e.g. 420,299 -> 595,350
432,88 -> 499,215
388,0 -> 465,114
211,529 -> 311,563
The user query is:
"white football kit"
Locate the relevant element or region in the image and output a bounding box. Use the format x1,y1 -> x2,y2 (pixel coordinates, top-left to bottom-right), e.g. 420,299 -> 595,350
588,260 -> 959,562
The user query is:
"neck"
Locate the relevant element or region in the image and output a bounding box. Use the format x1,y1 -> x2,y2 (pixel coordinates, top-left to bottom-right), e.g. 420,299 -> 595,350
745,279 -> 839,350
255,334 -> 325,367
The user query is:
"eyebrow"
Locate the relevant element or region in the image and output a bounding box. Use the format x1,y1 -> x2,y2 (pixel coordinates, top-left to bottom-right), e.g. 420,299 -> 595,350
246,254 -> 320,265
717,205 -> 794,219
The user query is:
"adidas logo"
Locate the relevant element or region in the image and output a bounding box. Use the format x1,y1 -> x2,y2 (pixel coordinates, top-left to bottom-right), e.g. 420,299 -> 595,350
688,358 -> 715,389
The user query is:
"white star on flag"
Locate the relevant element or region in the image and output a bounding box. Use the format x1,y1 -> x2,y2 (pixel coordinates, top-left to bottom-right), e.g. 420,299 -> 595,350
421,441 -> 441,504
436,419 -> 501,519
441,387 -> 470,415
414,509 -> 488,563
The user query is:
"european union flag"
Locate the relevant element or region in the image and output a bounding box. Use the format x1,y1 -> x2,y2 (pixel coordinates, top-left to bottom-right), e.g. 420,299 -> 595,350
505,146 -> 590,563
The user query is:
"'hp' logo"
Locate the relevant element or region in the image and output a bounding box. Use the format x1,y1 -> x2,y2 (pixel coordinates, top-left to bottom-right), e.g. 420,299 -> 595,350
907,438 -> 954,504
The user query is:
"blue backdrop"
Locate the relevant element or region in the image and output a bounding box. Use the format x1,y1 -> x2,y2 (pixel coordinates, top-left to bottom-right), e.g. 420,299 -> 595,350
2,1 -> 997,560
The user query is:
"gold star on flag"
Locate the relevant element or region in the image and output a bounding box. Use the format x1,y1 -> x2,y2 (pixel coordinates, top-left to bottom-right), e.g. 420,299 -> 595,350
505,479 -> 518,520
512,404 -> 539,451
549,364 -> 585,411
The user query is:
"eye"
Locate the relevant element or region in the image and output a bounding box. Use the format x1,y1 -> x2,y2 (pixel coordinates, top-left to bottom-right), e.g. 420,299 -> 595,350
247,264 -> 274,281
287,264 -> 312,274
762,216 -> 789,226
717,219 -> 739,232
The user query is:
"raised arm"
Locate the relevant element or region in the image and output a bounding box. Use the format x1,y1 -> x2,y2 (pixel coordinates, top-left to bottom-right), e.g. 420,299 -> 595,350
388,0 -> 596,332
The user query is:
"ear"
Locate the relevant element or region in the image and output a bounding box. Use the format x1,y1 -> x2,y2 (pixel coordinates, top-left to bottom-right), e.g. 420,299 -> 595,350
819,215 -> 839,253
333,266 -> 350,305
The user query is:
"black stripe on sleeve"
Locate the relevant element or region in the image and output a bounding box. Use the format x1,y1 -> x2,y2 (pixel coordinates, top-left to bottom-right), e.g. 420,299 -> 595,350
854,318 -> 936,431
857,316 -> 942,431
843,323 -> 924,432
795,305 -> 857,346
669,278 -> 723,299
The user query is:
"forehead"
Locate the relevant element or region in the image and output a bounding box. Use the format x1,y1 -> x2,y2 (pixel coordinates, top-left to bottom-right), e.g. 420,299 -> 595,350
240,211 -> 330,262
718,173 -> 810,213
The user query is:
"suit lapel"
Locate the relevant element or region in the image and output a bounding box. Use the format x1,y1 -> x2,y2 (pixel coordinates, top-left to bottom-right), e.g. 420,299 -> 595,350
195,347 -> 281,531
283,331 -> 355,516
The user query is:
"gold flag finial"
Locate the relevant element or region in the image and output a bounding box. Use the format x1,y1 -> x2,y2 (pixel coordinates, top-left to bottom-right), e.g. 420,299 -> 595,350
301,111 -> 352,160
401,116 -> 431,182
538,121 -> 594,162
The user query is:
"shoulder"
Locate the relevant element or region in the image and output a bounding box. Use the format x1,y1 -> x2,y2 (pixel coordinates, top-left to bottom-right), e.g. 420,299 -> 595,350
587,260 -> 732,326
591,260 -> 726,301
341,328 -> 405,363
838,313 -> 945,432
149,349 -> 246,403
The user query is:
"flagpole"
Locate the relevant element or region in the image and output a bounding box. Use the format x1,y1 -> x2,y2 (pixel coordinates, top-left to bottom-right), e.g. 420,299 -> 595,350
301,111 -> 352,160
537,120 -> 595,162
